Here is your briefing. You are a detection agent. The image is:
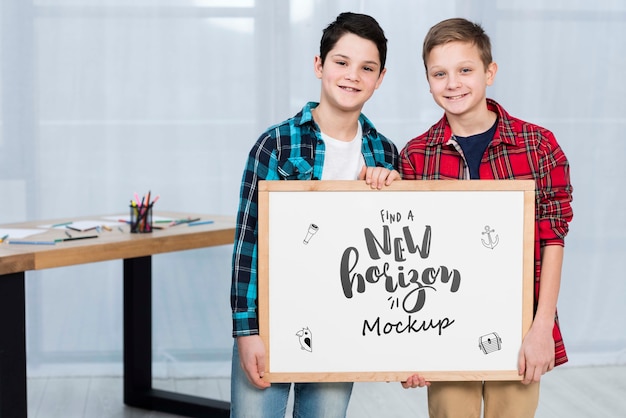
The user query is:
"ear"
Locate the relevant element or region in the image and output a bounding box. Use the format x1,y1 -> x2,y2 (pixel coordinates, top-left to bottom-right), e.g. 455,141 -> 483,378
314,55 -> 323,79
374,67 -> 387,90
486,61 -> 498,86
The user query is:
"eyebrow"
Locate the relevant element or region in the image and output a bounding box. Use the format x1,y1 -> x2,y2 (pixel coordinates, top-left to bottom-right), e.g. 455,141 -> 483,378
428,60 -> 478,71
331,53 -> 380,67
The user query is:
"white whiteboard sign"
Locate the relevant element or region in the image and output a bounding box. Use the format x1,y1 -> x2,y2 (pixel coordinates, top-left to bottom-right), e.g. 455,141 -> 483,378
258,180 -> 534,382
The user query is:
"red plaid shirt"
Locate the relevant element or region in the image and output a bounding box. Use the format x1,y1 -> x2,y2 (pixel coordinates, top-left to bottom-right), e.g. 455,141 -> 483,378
400,98 -> 573,366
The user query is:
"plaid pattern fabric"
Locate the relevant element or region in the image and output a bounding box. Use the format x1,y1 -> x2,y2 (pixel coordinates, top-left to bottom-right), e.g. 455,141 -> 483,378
231,102 -> 399,337
400,98 -> 573,365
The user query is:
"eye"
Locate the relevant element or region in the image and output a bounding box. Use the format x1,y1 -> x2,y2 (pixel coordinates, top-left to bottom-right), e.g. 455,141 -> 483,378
460,68 -> 472,74
432,71 -> 445,78
335,60 -> 347,66
363,66 -> 375,72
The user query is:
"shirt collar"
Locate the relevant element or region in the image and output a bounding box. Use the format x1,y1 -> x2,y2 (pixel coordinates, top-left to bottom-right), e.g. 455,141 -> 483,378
428,98 -> 517,147
297,102 -> 377,137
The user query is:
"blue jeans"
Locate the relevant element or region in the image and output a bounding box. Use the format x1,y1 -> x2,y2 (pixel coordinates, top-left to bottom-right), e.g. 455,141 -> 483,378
230,341 -> 353,418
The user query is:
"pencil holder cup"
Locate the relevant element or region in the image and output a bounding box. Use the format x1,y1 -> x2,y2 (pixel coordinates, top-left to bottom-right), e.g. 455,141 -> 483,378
130,204 -> 153,233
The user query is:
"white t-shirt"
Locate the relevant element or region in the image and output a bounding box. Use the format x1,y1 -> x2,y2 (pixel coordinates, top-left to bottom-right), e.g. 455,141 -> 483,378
320,122 -> 365,180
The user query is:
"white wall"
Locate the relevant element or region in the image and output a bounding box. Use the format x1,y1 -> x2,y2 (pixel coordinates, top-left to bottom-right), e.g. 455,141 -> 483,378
1,0 -> 624,377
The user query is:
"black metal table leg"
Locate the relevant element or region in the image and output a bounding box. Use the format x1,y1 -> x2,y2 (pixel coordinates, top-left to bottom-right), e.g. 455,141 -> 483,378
123,256 -> 230,417
0,272 -> 27,417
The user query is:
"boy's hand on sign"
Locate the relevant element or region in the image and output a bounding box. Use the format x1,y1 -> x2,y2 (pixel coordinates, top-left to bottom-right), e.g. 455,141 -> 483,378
359,166 -> 401,189
401,373 -> 430,389
237,335 -> 271,389
518,324 -> 555,384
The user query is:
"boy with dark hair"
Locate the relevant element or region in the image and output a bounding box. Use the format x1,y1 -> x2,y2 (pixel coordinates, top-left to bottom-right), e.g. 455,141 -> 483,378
230,12 -> 426,417
400,17 -> 573,418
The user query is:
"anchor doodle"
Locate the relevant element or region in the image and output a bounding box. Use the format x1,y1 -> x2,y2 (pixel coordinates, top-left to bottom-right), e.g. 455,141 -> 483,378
481,225 -> 499,249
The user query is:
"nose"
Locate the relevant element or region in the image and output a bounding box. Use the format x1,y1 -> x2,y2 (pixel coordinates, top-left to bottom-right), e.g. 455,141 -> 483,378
446,74 -> 461,89
345,67 -> 359,82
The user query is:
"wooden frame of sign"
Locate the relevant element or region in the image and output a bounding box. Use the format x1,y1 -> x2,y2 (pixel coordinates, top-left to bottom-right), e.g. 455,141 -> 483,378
258,180 -> 535,382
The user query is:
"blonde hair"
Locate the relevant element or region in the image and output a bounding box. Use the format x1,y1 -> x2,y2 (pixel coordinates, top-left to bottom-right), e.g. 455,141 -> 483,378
422,18 -> 493,71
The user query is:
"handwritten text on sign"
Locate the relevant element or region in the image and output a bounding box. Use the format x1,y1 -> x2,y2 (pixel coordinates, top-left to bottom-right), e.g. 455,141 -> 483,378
341,213 -> 458,336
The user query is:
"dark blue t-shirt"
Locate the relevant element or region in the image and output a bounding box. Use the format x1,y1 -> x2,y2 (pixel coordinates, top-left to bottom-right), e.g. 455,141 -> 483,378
455,119 -> 498,179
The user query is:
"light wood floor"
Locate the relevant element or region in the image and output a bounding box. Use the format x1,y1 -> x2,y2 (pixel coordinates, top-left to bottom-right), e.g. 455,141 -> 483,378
27,365 -> 626,417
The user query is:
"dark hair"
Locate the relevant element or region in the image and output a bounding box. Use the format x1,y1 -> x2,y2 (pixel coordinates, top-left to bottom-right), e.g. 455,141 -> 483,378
320,12 -> 387,72
422,18 -> 492,71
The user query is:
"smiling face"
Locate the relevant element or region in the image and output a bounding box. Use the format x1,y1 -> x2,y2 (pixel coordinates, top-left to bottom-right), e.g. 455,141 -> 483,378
314,32 -> 386,114
425,41 -> 497,122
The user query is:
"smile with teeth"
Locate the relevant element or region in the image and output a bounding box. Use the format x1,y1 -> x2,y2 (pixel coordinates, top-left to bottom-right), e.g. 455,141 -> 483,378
340,86 -> 360,92
446,93 -> 468,100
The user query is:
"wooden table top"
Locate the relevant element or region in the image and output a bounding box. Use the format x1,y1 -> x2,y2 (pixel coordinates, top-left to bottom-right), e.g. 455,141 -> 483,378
0,212 -> 235,275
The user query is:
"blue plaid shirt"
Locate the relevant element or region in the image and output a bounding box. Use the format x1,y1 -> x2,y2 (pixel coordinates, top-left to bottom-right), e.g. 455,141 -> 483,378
231,102 -> 399,337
